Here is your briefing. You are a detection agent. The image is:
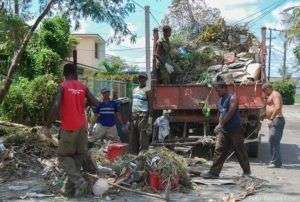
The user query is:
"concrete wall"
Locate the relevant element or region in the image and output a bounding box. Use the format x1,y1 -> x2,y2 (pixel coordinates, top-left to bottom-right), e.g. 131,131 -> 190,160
72,35 -> 105,68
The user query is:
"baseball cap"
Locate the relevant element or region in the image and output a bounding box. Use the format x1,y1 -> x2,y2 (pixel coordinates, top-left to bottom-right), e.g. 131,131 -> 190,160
101,87 -> 110,93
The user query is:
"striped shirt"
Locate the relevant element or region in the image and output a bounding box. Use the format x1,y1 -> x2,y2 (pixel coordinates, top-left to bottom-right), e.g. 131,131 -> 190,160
94,100 -> 120,127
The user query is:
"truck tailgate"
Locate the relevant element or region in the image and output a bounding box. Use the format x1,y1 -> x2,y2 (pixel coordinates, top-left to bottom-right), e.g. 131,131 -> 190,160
152,84 -> 265,110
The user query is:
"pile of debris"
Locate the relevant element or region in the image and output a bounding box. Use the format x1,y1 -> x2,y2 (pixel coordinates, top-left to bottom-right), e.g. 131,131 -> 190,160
169,21 -> 261,85
0,121 -> 63,194
208,51 -> 261,84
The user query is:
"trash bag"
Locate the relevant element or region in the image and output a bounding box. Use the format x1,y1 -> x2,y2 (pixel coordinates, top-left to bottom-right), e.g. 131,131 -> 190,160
154,116 -> 170,143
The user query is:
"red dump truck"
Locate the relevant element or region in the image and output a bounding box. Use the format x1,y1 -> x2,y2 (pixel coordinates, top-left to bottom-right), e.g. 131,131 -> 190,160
150,28 -> 267,157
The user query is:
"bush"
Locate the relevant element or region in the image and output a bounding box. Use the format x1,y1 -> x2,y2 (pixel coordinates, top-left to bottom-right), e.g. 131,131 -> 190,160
272,80 -> 296,105
1,75 -> 58,125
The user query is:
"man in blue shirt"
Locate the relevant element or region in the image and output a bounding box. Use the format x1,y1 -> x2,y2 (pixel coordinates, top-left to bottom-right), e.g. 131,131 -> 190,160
93,87 -> 124,142
203,76 -> 251,179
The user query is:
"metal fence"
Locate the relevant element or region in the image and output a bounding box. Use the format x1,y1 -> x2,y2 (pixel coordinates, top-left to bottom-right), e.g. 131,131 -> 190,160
82,78 -> 138,99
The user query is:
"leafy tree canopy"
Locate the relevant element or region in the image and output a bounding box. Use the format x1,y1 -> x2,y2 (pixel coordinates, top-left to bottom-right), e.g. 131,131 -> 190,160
0,0 -> 137,42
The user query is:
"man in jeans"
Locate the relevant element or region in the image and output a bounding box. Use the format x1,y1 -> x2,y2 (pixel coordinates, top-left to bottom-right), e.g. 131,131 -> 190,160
202,77 -> 251,178
45,63 -> 98,197
262,83 -> 285,168
93,87 -> 124,143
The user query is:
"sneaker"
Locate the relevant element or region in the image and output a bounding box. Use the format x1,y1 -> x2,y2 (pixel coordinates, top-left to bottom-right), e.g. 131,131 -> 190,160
202,172 -> 219,179
267,164 -> 281,168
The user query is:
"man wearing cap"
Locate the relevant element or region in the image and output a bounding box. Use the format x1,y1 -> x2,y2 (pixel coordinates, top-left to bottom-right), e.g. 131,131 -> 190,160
130,73 -> 151,154
203,77 -> 251,178
93,87 -> 124,143
155,25 -> 181,84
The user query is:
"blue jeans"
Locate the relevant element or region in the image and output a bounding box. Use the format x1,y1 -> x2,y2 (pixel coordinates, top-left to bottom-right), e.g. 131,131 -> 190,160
269,117 -> 285,166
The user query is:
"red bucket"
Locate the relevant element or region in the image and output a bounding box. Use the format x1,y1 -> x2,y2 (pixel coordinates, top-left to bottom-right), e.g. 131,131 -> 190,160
148,170 -> 179,191
105,143 -> 128,161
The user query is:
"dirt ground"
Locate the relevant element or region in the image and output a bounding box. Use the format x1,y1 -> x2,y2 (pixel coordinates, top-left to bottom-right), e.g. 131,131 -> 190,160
1,105 -> 300,202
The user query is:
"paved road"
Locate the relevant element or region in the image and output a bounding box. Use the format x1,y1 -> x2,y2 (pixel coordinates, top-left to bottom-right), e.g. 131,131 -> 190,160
242,105 -> 300,202
107,105 -> 300,202
5,106 -> 300,202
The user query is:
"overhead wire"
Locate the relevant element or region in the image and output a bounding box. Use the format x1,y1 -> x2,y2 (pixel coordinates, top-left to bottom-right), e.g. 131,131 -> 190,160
233,1 -> 284,24
247,0 -> 286,27
131,0 -> 144,10
150,10 -> 161,26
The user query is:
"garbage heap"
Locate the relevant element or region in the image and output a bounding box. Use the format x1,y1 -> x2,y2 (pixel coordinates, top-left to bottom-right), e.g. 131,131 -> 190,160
169,21 -> 262,85
0,122 -> 62,193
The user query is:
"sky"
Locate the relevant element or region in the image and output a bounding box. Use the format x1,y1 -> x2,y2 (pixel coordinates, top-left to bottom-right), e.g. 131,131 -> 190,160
69,0 -> 299,77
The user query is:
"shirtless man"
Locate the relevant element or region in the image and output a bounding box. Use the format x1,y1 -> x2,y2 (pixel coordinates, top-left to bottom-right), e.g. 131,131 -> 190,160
262,83 -> 285,168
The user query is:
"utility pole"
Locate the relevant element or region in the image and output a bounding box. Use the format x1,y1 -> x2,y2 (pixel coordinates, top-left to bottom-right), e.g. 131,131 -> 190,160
260,27 -> 267,82
145,5 -> 151,87
267,29 -> 272,81
282,31 -> 288,80
73,49 -> 78,79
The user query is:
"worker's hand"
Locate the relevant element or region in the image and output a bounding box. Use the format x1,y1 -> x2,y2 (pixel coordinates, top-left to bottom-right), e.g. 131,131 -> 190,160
214,124 -> 223,134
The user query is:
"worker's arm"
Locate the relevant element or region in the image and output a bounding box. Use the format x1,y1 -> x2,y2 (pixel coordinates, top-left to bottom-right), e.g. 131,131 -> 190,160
219,95 -> 238,127
86,88 -> 99,108
270,92 -> 282,120
45,86 -> 62,129
116,112 -> 124,125
155,42 -> 163,67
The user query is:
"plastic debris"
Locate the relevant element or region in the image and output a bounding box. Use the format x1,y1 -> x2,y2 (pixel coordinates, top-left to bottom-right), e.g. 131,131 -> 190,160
92,178 -> 110,197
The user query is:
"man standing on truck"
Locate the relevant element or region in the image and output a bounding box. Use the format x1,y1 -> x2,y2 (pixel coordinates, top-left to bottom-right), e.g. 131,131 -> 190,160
130,73 -> 151,154
262,83 -> 285,168
45,63 -> 99,197
203,77 -> 251,179
155,25 -> 181,84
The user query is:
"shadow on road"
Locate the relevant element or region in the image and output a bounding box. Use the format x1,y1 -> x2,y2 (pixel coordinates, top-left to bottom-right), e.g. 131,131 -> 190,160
250,142 -> 300,170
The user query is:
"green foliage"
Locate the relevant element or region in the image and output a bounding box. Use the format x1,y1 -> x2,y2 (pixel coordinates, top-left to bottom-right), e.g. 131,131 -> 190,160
95,72 -> 138,82
197,71 -> 213,86
0,12 -> 28,75
38,16 -> 76,58
102,56 -> 126,74
198,23 -> 223,43
31,48 -> 62,76
0,14 -> 73,79
1,74 -> 58,125
272,80 -> 296,105
1,78 -> 29,123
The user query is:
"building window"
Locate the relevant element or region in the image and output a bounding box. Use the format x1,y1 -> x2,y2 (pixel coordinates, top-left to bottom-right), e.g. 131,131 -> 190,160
95,43 -> 99,59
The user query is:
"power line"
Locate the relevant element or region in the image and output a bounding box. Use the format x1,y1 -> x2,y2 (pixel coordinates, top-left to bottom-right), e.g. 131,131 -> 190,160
150,10 -> 161,26
247,1 -> 285,27
131,0 -> 144,10
234,1 -> 282,24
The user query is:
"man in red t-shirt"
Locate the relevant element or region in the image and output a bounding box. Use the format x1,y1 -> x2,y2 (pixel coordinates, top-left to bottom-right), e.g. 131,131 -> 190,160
45,63 -> 98,197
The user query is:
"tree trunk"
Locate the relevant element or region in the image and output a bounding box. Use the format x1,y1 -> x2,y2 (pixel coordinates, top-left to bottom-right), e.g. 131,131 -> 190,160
0,0 -> 56,104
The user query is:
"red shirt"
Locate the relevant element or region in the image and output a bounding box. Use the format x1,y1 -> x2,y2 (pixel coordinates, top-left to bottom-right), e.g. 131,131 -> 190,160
60,80 -> 87,130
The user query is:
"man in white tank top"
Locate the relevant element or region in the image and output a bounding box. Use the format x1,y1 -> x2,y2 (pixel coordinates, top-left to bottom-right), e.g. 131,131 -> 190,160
130,73 -> 151,154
